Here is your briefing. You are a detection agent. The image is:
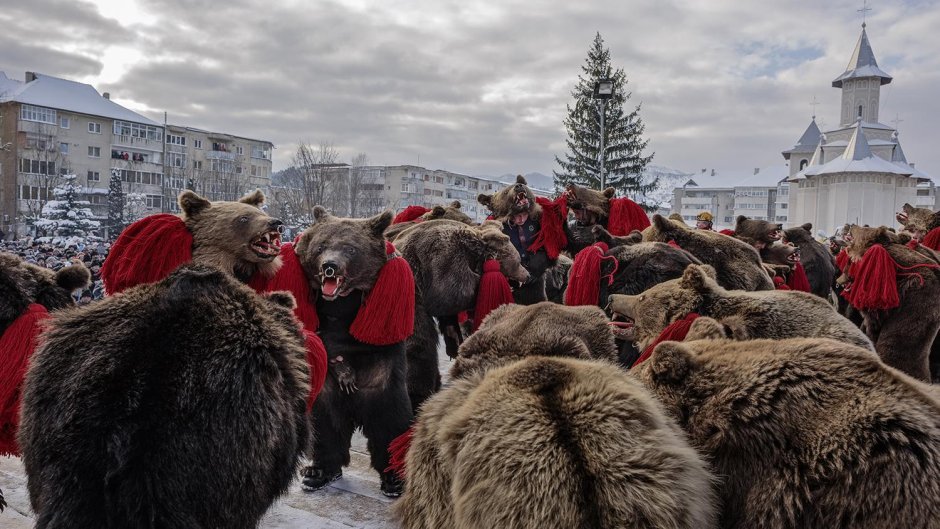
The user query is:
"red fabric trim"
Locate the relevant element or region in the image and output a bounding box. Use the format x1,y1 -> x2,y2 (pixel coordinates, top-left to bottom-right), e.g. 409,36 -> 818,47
101,214 -> 194,294
349,241 -> 416,345
527,195 -> 568,260
719,229 -> 736,236
564,242 -> 617,306
386,425 -> 415,479
473,259 -> 514,331
787,262 -> 811,292
0,304 -> 50,456
607,197 -> 650,236
922,227 -> 940,251
393,206 -> 430,224
632,313 -> 700,368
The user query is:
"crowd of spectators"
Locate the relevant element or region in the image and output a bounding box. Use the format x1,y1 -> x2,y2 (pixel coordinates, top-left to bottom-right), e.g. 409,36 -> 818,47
0,237 -> 110,305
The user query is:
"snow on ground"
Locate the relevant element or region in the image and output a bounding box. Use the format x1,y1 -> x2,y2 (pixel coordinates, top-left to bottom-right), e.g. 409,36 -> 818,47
0,341 -> 452,528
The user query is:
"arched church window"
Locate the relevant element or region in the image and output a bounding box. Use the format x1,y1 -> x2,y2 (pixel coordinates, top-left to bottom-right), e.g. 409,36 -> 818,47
799,159 -> 808,170
858,105 -> 863,119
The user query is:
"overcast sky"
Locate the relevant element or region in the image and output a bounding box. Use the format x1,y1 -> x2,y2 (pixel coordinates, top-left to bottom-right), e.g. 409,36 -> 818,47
2,0 -> 938,178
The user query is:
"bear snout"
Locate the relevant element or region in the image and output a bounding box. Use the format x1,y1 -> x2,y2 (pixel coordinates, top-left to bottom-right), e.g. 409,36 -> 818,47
321,261 -> 341,277
269,219 -> 285,233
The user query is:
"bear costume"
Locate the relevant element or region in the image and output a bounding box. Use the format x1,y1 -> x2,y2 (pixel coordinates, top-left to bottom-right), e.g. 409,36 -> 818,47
634,337 -> 940,529
19,266 -> 310,528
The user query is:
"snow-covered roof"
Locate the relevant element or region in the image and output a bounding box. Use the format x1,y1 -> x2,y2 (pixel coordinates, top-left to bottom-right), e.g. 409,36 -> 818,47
891,141 -> 907,164
0,72 -> 160,127
782,119 -> 821,156
832,25 -> 892,88
683,165 -> 788,190
795,121 -> 913,179
825,120 -> 894,133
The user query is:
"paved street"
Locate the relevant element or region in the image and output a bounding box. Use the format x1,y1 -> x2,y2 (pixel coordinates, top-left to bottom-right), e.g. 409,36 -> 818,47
0,342 -> 451,529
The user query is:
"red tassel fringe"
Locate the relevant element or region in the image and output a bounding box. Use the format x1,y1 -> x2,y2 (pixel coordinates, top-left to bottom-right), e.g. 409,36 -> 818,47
0,304 -> 50,456
527,195 -> 568,260
303,330 -> 328,412
350,241 -> 416,345
836,249 -> 850,272
564,242 -> 617,306
719,229 -> 736,236
101,214 -> 194,294
631,313 -> 700,369
607,197 -> 650,236
774,276 -> 791,290
393,206 -> 430,224
844,245 -> 900,311
923,227 -> 940,251
473,259 -> 514,331
386,425 -> 415,479
787,262 -> 811,292
250,242 -> 320,331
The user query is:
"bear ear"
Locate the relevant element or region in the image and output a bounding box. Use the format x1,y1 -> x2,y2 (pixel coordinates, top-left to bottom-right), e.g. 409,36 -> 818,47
685,317 -> 728,341
179,190 -> 211,218
652,214 -> 674,232
450,200 -> 462,209
602,187 -> 616,199
873,226 -> 892,244
647,342 -> 695,385
366,211 -> 394,237
431,206 -> 447,217
735,215 -> 747,227
902,203 -> 915,214
312,206 -> 331,222
515,174 -> 528,185
478,194 -> 492,207
238,189 -> 265,207
680,264 -> 713,293
265,291 -> 297,310
55,263 -> 91,292
626,230 -> 644,244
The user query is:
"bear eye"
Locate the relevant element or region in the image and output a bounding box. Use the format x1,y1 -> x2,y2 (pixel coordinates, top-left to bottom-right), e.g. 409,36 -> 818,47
239,216 -> 249,223
316,244 -> 325,254
347,246 -> 358,255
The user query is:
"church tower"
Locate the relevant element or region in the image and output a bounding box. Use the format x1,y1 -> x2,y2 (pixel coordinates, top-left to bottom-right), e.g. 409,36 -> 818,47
832,24 -> 893,126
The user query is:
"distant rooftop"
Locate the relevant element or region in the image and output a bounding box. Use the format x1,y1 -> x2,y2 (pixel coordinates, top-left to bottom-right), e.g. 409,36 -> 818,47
0,71 -> 160,126
832,25 -> 892,88
783,119 -> 821,157
166,124 -> 274,147
683,165 -> 789,189
795,121 -> 914,179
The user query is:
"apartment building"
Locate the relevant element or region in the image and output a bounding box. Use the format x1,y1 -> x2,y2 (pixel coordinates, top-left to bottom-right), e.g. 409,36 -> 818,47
671,166 -> 788,230
368,165 -> 508,223
0,71 -> 275,238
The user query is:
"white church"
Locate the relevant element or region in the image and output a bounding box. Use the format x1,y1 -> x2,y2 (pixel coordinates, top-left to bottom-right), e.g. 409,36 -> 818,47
784,23 -> 935,236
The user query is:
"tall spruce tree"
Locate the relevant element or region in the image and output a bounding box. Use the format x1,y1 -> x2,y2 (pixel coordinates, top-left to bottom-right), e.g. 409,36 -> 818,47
107,168 -> 124,237
554,33 -> 656,198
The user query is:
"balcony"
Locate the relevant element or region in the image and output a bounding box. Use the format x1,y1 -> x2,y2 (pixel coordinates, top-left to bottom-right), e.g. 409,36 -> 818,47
112,135 -> 164,152
167,144 -> 187,154
17,121 -> 57,135
206,150 -> 237,161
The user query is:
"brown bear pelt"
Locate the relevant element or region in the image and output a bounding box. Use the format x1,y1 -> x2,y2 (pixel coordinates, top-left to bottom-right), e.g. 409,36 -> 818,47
178,189 -> 285,282
392,219 -> 528,402
608,264 -> 873,352
564,184 -> 616,254
0,252 -> 90,334
733,215 -> 782,249
544,253 -> 572,304
294,206 -> 416,494
782,223 -> 837,298
633,337 -> 940,529
422,200 -> 474,224
643,214 -> 774,291
450,302 -> 618,378
477,175 -> 541,222
19,265 -> 310,529
843,225 -> 940,381
897,202 -> 940,240
395,356 -> 718,529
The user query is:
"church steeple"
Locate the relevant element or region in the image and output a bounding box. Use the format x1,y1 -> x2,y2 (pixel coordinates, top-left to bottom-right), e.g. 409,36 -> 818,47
833,25 -> 892,126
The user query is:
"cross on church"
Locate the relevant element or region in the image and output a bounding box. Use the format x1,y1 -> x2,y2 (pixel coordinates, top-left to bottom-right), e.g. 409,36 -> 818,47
809,96 -> 820,119
891,113 -> 904,130
858,0 -> 872,26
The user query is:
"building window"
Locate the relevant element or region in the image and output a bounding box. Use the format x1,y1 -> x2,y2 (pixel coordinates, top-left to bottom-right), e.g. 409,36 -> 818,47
87,170 -> 100,182
88,146 -> 101,158
235,166 -> 243,174
235,145 -> 244,155
59,142 -> 69,155
251,165 -> 258,176
145,195 -> 163,209
435,176 -> 444,184
194,139 -> 202,149
799,159 -> 808,170
167,134 -> 186,146
857,105 -> 863,119
20,104 -> 56,124
113,120 -> 162,141
193,160 -> 202,170
19,158 -> 56,175
88,122 -> 101,134
59,116 -> 70,129
424,189 -> 431,196
169,153 -> 185,167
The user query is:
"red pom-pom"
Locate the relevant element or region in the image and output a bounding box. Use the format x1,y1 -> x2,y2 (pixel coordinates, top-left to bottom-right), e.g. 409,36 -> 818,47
250,242 -> 319,332
0,304 -> 50,456
835,249 -> 850,272
101,214 -> 194,294
787,262 -> 811,292
773,276 -> 791,290
473,259 -> 514,331
386,425 -> 415,479
719,229 -> 736,236
350,241 -> 416,345
607,197 -> 650,236
565,242 -> 617,306
527,196 -> 568,260
631,313 -> 700,368
845,245 -> 899,311
922,227 -> 940,251
393,206 -> 430,224
303,330 -> 328,412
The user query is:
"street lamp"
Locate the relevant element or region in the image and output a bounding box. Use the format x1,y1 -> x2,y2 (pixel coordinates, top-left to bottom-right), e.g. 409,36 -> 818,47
593,78 -> 614,190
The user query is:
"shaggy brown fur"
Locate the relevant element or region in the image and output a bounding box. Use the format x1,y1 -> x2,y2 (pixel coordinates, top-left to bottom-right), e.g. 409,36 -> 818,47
734,215 -> 782,248
592,225 -> 644,248
179,189 -> 285,282
643,214 -> 773,291
19,265 -> 310,528
608,264 -> 873,352
781,223 -> 837,298
843,225 -> 940,381
634,337 -> 940,529
477,175 -> 542,221
423,200 -> 474,224
897,203 -> 940,240
544,254 -> 572,304
564,184 -> 616,254
396,356 -> 717,529
0,252 -> 90,334
450,302 -> 618,378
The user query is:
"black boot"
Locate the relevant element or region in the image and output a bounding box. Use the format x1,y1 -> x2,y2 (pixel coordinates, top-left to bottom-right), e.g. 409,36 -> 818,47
380,470 -> 404,498
301,466 -> 342,492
